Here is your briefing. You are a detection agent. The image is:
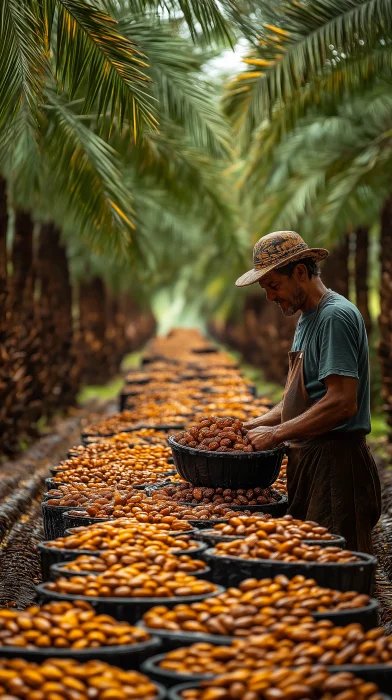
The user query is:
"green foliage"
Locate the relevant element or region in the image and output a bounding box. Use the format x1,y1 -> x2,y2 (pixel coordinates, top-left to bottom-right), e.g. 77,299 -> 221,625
224,0 -> 392,153
1,0 -> 242,275
237,84 -> 392,243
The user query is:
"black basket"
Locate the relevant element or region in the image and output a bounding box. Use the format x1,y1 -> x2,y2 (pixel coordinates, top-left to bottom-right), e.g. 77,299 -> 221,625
196,530 -> 346,549
63,512 -> 113,530
168,436 -> 286,489
0,637 -> 162,670
38,541 -> 207,580
204,548 -> 377,594
226,497 -> 288,516
141,654 -> 214,687
42,502 -> 82,540
49,467 -> 67,476
36,583 -> 225,625
181,519 -> 229,530
168,681 -> 391,699
137,625 -> 233,652
64,526 -> 196,538
50,561 -> 212,581
311,597 -> 379,630
170,541 -> 208,560
142,639 -> 389,689
45,477 -> 65,491
175,497 -> 288,518
38,542 -> 101,580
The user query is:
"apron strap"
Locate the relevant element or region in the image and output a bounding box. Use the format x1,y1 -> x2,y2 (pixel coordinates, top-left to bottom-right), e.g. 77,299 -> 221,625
302,290 -> 335,353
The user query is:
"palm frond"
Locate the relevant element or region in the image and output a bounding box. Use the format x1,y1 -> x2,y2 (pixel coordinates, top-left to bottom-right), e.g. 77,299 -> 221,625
106,0 -> 233,44
118,17 -> 232,157
42,0 -> 157,134
223,0 -> 392,149
130,123 -> 238,251
246,84 -> 392,245
39,90 -> 136,255
0,1 -> 45,139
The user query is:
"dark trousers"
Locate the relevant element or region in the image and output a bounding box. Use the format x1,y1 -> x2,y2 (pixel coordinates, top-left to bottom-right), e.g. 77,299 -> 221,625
287,433 -> 382,554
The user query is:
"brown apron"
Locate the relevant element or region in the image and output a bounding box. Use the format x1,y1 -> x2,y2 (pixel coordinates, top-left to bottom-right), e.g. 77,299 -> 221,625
282,292 -> 382,554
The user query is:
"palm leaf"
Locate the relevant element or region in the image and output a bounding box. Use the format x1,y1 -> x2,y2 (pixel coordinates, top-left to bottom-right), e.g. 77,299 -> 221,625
131,123 -> 238,250
39,90 -> 136,254
246,84 -> 392,244
42,0 -> 157,134
118,17 -> 232,157
224,0 -> 392,148
104,0 -> 233,44
0,1 -> 45,138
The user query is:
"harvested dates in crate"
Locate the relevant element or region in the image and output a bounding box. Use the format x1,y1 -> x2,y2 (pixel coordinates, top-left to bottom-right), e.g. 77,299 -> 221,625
174,416 -> 254,452
58,443 -> 172,470
0,601 -> 152,649
213,535 -> 360,563
66,499 -> 255,523
0,658 -> 163,699
44,569 -> 218,599
55,549 -> 207,575
209,514 -> 341,541
171,666 -> 387,700
45,521 -> 195,552
143,575 -> 374,636
154,483 -> 281,506
151,618 -> 392,677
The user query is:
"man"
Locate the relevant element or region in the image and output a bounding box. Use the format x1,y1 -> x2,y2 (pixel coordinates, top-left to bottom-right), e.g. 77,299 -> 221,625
236,231 -> 381,553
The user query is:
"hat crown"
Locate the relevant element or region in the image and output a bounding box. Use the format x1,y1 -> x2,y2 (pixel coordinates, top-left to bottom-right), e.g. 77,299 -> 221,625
253,231 -> 308,270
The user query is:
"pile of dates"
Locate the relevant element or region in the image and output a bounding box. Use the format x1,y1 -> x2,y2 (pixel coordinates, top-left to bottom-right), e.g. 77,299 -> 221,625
175,416 -> 254,452
60,550 -> 207,575
0,601 -> 151,649
45,569 -> 218,598
46,521 -> 194,552
178,667 -> 384,700
209,514 -> 339,541
0,658 -> 160,699
215,537 -> 359,563
143,575 -> 371,636
158,622 -> 391,674
155,482 -> 281,506
68,500 -> 255,521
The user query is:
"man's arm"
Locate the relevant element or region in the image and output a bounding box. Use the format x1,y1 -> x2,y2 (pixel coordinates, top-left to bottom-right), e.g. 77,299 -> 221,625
248,375 -> 357,450
243,400 -> 283,430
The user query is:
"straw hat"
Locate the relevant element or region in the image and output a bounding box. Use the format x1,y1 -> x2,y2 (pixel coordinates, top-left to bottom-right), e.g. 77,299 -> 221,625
236,231 -> 329,287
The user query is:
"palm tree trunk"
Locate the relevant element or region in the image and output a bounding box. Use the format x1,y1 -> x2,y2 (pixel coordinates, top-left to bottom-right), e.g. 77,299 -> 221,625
37,222 -> 77,415
0,177 -> 12,454
321,234 -> 350,298
0,176 -> 8,331
355,227 -> 372,337
9,211 -> 42,435
379,196 -> 392,438
78,276 -> 109,384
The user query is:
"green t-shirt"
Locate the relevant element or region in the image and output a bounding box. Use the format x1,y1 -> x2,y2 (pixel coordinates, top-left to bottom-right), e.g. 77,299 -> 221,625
291,292 -> 371,433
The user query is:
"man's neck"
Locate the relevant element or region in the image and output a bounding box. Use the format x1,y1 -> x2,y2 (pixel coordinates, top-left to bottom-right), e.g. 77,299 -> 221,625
300,279 -> 328,312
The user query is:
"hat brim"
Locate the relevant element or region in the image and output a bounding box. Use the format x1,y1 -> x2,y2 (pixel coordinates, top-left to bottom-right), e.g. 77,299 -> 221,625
235,248 -> 329,288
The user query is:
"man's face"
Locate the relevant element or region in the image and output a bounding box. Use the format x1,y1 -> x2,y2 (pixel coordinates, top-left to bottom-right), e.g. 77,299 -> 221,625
259,269 -> 306,316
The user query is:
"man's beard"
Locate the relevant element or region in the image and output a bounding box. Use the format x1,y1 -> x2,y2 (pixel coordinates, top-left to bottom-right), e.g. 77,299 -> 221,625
276,286 -> 306,316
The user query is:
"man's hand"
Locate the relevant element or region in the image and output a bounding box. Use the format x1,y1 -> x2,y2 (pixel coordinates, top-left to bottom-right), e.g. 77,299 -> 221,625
243,418 -> 262,430
243,401 -> 283,431
247,426 -> 282,451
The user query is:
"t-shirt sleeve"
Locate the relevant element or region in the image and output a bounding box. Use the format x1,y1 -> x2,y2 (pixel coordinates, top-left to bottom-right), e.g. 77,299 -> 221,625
317,308 -> 360,382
